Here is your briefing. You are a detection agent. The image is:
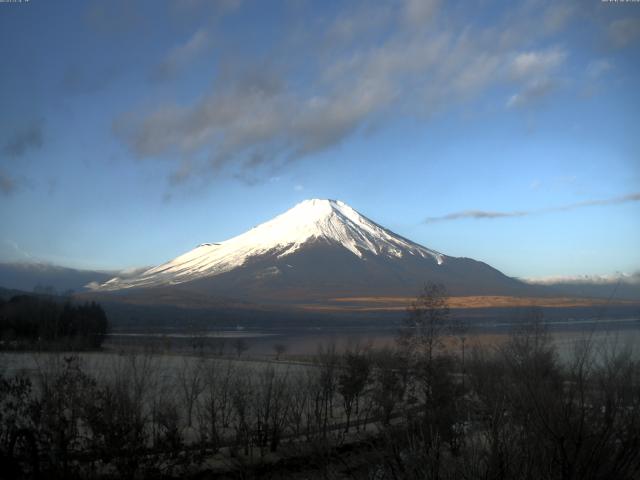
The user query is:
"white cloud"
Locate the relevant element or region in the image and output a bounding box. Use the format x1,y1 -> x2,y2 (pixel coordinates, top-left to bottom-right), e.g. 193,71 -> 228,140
2,239 -> 34,260
402,0 -> 439,27
586,59 -> 612,78
507,78 -> 556,109
525,272 -> 640,286
506,48 -> 566,109
152,29 -> 210,81
542,3 -> 574,34
114,3 -> 579,186
509,48 -> 566,81
608,17 -> 640,48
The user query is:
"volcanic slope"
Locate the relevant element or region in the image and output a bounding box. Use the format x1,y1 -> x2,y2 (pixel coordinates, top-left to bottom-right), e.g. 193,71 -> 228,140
93,199 -> 537,305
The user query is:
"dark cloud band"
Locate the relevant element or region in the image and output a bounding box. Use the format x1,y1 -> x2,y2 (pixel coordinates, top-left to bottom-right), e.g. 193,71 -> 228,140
425,193 -> 640,223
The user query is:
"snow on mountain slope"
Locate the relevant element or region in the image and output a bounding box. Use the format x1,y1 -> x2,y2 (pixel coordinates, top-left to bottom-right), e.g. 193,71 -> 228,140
95,199 -> 445,291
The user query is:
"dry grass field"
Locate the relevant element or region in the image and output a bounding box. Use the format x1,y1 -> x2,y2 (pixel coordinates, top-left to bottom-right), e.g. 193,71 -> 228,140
298,295 -> 640,312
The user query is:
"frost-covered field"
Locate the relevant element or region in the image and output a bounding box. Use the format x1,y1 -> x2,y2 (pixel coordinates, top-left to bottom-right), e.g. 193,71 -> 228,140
0,350 -> 310,381
0,350 -> 322,449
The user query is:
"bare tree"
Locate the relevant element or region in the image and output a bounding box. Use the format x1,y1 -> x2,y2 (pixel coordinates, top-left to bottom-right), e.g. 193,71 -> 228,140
372,349 -> 408,426
211,336 -> 226,356
233,338 -> 249,357
230,368 -> 253,456
338,347 -> 371,432
84,358 -> 152,479
252,366 -> 291,455
0,373 -> 38,478
197,359 -> 235,452
451,315 -> 469,392
273,343 -> 287,360
397,283 -> 458,420
177,357 -> 204,428
316,344 -> 339,439
287,374 -> 311,439
33,355 -> 95,478
398,282 -> 451,363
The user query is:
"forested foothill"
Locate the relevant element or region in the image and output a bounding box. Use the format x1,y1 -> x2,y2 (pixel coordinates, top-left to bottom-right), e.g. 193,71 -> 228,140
0,292 -> 109,350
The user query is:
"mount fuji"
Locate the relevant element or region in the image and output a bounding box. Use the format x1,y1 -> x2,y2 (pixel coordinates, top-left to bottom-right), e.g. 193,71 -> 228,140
89,199 -> 536,309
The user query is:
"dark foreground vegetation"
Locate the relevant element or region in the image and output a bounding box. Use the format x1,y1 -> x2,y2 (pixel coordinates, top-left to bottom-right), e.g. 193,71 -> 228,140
0,294 -> 109,350
0,284 -> 638,479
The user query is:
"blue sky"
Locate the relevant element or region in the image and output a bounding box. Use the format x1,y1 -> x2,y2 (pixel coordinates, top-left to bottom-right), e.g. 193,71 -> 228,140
0,0 -> 638,280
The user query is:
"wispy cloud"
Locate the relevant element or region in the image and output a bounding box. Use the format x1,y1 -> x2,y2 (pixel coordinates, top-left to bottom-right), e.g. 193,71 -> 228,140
152,29 -> 210,81
113,0 -> 576,187
3,121 -> 44,158
608,17 -> 640,48
62,64 -> 123,95
542,3 -> 574,34
586,59 -> 612,79
0,170 -> 16,196
507,78 -> 557,108
171,0 -> 242,16
509,48 -> 566,81
426,209 -> 529,222
3,239 -> 33,260
84,0 -> 142,34
425,193 -> 640,223
402,0 -> 439,28
506,48 -> 566,108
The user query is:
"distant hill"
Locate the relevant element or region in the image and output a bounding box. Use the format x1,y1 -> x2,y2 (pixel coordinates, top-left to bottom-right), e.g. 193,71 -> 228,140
0,262 -> 112,294
0,286 -> 27,301
524,273 -> 640,301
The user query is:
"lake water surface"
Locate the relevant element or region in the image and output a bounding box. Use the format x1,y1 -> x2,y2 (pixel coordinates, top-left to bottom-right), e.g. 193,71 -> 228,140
104,318 -> 640,358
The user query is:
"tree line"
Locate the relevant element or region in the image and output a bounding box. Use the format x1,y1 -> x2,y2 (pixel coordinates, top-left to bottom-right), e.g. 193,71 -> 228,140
0,294 -> 109,350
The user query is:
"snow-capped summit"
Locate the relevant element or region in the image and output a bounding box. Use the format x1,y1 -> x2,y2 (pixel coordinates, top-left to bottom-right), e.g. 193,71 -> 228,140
236,198 -> 443,261
91,199 -> 533,305
95,199 -> 445,291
